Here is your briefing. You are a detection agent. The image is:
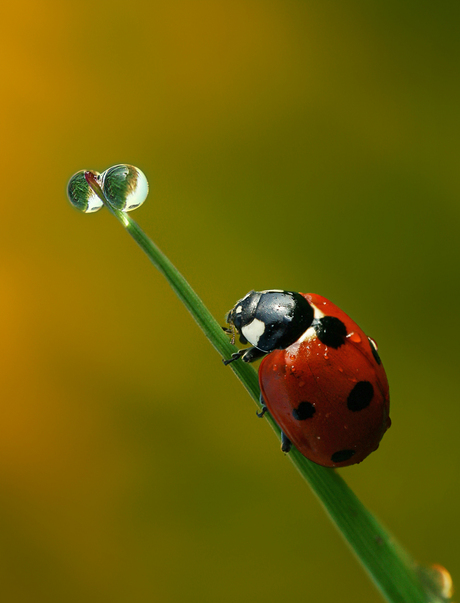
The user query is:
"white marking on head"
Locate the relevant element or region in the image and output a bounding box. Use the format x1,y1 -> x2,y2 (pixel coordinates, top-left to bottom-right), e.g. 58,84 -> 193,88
241,318 -> 266,346
235,305 -> 243,314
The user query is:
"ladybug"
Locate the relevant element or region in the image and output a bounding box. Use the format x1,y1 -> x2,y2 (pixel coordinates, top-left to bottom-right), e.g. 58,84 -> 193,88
224,290 -> 390,468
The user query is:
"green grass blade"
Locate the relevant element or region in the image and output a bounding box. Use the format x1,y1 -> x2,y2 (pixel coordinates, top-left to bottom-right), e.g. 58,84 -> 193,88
103,207 -> 448,603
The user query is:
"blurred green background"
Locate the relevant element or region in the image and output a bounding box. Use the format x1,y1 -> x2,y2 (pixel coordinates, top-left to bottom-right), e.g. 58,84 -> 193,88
1,1 -> 458,601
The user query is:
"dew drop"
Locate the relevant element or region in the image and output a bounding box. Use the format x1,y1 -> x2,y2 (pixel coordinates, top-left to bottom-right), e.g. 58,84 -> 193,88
67,170 -> 104,213
430,564 -> 453,599
368,336 -> 378,350
102,164 -> 149,211
347,332 -> 362,343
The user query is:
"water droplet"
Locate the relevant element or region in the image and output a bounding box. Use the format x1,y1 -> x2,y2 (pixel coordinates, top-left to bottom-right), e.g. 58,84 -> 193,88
430,564 -> 453,599
347,332 -> 362,343
416,563 -> 454,601
102,164 -> 149,211
369,336 -> 379,350
67,170 -> 104,213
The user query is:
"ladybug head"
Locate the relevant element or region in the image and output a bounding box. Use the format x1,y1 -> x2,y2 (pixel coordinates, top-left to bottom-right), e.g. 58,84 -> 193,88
226,290 -> 314,353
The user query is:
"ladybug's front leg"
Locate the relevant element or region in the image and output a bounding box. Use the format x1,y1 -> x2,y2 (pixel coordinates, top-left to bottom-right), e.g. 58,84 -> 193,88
222,349 -> 246,365
223,346 -> 267,366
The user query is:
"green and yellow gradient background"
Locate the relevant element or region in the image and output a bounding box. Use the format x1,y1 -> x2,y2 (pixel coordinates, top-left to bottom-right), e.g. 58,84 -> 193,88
1,1 -> 459,601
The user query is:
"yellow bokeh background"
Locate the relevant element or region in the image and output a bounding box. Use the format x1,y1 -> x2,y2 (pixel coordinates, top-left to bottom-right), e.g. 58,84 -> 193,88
1,1 -> 459,601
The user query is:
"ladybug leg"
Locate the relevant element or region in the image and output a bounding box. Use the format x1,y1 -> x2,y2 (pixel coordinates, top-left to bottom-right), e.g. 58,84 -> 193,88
222,346 -> 267,366
281,432 -> 292,454
257,393 -> 291,454
241,347 -> 267,363
256,393 -> 268,418
222,349 -> 246,365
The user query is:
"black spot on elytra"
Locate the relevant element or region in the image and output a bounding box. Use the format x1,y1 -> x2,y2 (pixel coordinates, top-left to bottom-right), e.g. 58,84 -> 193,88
292,402 -> 316,420
331,449 -> 355,463
347,381 -> 374,412
368,337 -> 381,365
313,316 -> 347,348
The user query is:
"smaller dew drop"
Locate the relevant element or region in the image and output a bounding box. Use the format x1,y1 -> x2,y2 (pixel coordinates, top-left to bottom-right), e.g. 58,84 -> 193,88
272,364 -> 278,371
338,367 -> 344,373
428,564 -> 454,599
347,332 -> 362,343
369,336 -> 379,350
67,170 -> 104,213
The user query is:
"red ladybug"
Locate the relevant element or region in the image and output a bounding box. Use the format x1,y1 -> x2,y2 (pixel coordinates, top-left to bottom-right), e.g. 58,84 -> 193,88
224,290 -> 390,468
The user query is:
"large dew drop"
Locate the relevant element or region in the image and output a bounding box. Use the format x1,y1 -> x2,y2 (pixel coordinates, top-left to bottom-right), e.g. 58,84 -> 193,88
101,164 -> 149,212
